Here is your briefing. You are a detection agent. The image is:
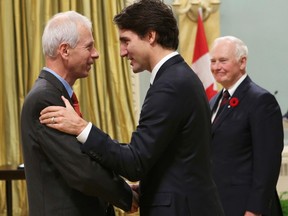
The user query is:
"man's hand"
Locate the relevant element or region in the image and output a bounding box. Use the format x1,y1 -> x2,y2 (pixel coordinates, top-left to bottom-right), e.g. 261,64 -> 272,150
244,211 -> 261,216
129,190 -> 139,213
39,96 -> 88,135
130,183 -> 139,194
126,183 -> 139,214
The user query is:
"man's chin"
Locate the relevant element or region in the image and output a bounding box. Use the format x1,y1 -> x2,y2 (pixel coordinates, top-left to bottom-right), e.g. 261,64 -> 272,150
80,72 -> 90,78
131,67 -> 145,74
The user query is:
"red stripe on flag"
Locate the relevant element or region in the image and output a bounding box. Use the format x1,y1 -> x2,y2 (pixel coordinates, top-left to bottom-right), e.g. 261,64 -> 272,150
192,13 -> 209,63
206,84 -> 217,100
191,10 -> 218,100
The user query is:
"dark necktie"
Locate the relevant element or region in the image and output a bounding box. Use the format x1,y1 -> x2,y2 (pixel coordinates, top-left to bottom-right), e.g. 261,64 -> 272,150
71,92 -> 82,117
215,90 -> 230,119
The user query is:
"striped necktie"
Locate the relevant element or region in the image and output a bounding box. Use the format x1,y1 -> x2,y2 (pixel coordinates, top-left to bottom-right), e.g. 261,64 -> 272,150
71,92 -> 82,117
215,90 -> 230,120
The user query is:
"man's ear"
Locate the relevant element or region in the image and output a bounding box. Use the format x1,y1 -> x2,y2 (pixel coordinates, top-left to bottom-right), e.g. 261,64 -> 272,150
239,56 -> 247,71
147,30 -> 157,44
59,43 -> 69,58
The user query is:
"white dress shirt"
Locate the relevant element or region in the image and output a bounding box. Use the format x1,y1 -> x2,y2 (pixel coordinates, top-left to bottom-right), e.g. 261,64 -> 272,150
211,73 -> 247,123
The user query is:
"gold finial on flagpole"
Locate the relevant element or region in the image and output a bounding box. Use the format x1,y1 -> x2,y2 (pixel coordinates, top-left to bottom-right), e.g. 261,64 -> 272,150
172,0 -> 220,22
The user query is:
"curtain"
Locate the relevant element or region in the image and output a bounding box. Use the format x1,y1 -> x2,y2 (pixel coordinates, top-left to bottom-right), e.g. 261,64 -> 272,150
175,0 -> 221,91
0,0 -> 137,215
176,0 -> 221,65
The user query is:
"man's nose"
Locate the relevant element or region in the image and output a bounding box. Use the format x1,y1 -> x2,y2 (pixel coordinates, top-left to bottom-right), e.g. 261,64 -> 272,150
92,48 -> 99,59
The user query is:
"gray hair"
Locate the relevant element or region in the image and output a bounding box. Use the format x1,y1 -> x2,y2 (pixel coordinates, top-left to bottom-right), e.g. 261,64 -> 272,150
42,11 -> 92,57
212,36 -> 248,61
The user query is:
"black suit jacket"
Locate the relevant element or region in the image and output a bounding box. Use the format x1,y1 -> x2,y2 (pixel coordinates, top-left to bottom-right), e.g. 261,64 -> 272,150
81,55 -> 224,216
21,70 -> 132,216
210,76 -> 283,216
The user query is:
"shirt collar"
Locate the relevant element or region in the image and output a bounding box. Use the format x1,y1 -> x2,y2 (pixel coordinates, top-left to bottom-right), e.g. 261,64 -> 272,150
150,51 -> 179,85
43,67 -> 73,97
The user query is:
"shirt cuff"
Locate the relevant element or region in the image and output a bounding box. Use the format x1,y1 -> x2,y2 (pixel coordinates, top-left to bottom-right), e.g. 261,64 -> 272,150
76,122 -> 92,144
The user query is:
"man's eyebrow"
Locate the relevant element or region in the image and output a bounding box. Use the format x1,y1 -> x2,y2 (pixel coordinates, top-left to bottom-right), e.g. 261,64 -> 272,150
119,36 -> 129,42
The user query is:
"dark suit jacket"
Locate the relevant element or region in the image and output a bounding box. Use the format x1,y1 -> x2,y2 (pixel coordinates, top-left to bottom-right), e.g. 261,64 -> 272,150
21,70 -> 132,216
81,55 -> 224,216
210,76 -> 284,216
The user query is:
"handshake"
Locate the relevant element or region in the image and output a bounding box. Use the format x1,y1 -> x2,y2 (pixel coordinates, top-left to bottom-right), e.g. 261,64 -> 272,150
129,183 -> 140,214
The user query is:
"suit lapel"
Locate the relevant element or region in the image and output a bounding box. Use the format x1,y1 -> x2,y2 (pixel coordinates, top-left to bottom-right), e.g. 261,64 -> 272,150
212,76 -> 252,132
153,54 -> 184,84
210,91 -> 222,113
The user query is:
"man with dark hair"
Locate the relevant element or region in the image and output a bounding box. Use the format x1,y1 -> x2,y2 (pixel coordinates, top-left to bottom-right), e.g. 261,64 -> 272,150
40,1 -> 224,215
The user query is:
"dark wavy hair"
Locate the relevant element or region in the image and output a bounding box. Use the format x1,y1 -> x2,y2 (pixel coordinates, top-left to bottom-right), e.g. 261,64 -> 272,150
113,0 -> 179,50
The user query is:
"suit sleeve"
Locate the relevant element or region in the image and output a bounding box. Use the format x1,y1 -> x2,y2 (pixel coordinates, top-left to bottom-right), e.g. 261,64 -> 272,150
81,79 -> 193,181
246,92 -> 283,213
35,90 -> 132,211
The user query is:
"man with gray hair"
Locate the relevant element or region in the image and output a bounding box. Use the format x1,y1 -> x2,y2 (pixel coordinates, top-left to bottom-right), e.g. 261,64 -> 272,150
21,11 -> 136,216
209,36 -> 283,216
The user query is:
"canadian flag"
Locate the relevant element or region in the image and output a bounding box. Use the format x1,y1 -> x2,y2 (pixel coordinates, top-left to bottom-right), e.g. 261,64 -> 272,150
192,9 -> 217,100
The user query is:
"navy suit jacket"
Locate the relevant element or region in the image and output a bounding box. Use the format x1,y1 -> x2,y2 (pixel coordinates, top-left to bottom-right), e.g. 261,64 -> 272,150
21,70 -> 132,216
210,76 -> 283,216
81,55 -> 224,216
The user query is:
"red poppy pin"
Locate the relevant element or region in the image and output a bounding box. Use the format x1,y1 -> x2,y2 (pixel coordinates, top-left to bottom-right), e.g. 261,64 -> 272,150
229,97 -> 239,107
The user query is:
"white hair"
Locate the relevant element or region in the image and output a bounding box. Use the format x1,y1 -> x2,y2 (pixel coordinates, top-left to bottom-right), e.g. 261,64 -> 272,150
42,11 -> 92,57
212,36 -> 248,61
